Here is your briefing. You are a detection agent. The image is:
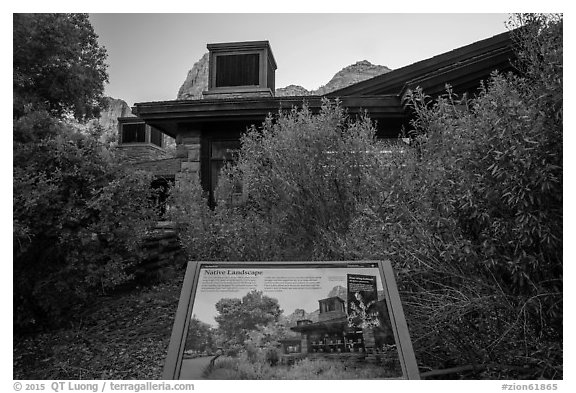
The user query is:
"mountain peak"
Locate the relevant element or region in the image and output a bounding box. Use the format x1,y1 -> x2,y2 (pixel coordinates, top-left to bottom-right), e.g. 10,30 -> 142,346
314,60 -> 391,95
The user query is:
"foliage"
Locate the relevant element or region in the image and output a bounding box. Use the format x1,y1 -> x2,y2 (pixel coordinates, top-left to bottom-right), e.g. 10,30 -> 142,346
13,13 -> 108,121
14,115 -> 159,329
169,100 -> 387,261
186,316 -> 216,354
394,70 -> 561,378
244,321 -> 291,365
213,290 -> 283,349
507,13 -> 563,125
206,356 -> 396,379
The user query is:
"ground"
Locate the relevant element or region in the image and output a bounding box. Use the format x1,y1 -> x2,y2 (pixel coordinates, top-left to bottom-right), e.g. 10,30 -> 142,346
13,276 -> 183,380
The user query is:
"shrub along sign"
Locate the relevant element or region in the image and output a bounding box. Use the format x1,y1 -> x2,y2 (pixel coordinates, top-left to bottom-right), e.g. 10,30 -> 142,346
164,260 -> 419,380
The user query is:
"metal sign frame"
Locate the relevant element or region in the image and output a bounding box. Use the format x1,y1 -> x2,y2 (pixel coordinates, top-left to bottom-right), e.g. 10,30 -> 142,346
163,260 -> 419,380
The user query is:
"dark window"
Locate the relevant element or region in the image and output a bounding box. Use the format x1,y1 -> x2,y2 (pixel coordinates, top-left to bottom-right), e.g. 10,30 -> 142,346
209,140 -> 241,193
150,127 -> 163,147
122,123 -> 146,143
215,54 -> 259,87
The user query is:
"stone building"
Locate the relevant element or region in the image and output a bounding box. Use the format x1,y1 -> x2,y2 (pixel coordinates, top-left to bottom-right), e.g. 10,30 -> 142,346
118,32 -> 516,202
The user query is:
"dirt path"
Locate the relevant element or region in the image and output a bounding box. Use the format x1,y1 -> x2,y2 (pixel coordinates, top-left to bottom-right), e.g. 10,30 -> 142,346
179,356 -> 215,379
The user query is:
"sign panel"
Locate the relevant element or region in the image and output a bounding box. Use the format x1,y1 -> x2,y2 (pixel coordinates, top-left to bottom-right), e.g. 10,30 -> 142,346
164,261 -> 419,380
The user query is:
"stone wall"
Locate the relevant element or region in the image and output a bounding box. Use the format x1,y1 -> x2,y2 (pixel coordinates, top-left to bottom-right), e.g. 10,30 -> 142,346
132,221 -> 187,281
174,132 -> 201,188
117,144 -> 171,163
131,158 -> 182,178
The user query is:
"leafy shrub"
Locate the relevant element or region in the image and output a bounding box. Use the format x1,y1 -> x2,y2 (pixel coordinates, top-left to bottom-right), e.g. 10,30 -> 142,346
206,356 -> 396,379
14,114 -> 159,329
170,100 -> 389,261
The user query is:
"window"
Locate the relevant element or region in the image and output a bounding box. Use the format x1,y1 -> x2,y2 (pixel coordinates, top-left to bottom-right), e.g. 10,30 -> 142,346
215,53 -> 260,87
122,123 -> 146,143
150,127 -> 163,147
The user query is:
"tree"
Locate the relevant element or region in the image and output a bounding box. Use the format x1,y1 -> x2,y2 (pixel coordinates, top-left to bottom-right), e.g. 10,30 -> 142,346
186,316 -> 215,353
13,13 -> 108,121
214,290 -> 283,348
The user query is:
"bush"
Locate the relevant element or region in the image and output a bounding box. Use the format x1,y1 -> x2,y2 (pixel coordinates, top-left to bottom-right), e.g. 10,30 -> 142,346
14,114 -> 159,329
170,100 -> 391,261
392,73 -> 562,378
206,356 -> 396,379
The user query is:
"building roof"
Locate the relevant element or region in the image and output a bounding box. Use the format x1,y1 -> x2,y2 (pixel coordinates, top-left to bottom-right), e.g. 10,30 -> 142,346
319,296 -> 346,304
290,316 -> 351,334
131,30 -> 517,140
327,30 -> 515,98
133,95 -> 403,139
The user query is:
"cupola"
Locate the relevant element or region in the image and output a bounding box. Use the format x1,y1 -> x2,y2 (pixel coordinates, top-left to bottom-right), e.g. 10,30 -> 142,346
202,40 -> 277,99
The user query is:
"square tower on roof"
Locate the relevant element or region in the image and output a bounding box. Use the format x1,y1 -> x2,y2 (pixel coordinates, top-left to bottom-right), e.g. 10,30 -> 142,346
203,40 -> 277,99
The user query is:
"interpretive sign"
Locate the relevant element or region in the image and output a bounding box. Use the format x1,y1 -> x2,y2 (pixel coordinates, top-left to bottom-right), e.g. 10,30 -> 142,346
163,261 -> 419,380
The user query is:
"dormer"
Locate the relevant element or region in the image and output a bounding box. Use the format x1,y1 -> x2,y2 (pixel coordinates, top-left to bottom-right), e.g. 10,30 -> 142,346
202,40 -> 277,99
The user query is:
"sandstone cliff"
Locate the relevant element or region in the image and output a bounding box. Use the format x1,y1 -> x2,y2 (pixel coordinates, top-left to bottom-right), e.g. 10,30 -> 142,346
275,84 -> 311,97
75,97 -> 135,143
314,60 -> 391,96
97,97 -> 135,128
177,53 -> 209,100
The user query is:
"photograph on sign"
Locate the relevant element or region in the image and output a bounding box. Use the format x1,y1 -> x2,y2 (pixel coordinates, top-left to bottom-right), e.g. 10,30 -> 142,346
164,261 -> 419,380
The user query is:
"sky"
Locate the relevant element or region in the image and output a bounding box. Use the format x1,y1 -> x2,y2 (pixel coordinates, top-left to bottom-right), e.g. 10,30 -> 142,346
88,13 -> 511,107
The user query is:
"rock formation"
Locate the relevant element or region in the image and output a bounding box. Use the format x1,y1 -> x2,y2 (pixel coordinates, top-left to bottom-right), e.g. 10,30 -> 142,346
314,60 -> 391,96
72,97 -> 135,143
96,97 -> 135,129
275,84 -> 311,97
176,52 -> 209,100
327,285 -> 348,301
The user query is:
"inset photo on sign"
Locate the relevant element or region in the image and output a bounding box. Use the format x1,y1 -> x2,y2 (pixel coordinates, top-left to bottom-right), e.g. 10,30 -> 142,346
164,261 -> 419,380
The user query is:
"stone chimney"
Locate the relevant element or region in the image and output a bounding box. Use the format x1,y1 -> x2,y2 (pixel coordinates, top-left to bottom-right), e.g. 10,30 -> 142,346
202,40 -> 277,99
